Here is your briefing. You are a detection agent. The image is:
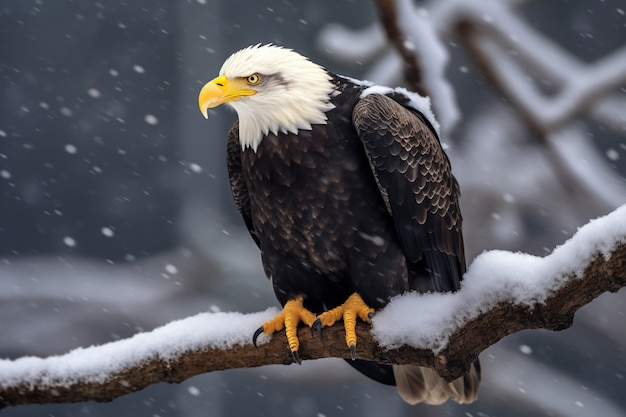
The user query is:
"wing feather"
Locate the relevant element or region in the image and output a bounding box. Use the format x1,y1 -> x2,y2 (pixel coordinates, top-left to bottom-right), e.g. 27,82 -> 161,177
352,94 -> 465,291
226,122 -> 260,248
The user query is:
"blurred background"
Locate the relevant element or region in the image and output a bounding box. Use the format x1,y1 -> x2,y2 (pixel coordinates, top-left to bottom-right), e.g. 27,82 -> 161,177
1,0 -> 625,416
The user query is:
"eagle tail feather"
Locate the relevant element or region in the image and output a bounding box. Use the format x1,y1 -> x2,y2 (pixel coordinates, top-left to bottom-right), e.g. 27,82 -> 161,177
392,361 -> 481,405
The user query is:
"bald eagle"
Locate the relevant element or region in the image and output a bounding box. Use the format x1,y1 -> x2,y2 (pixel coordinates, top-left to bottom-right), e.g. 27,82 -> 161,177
198,44 -> 480,405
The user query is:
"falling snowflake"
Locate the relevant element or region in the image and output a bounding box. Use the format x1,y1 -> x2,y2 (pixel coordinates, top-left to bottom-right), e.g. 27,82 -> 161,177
59,107 -> 73,117
502,193 -> 515,203
87,88 -> 101,98
101,227 -> 114,237
519,344 -> 532,355
606,149 -> 619,161
144,114 -> 158,125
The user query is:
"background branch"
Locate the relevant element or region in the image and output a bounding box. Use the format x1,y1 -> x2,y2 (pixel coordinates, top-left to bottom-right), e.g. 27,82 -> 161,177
2,237 -> 624,409
375,0 -> 426,96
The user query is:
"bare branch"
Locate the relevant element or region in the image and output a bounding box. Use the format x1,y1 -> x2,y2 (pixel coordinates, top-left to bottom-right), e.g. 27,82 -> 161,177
455,18 -> 626,136
319,0 -> 626,219
455,19 -> 625,210
1,236 -> 624,409
372,0 -> 461,133
374,0 -> 427,96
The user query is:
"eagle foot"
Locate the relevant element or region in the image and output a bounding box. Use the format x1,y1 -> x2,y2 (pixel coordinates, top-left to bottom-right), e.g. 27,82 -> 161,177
252,295 -> 317,363
315,292 -> 374,359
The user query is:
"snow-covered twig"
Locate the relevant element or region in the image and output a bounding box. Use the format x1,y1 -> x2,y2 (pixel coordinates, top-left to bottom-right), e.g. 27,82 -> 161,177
1,205 -> 625,408
455,15 -> 626,209
320,0 -> 626,216
373,0 -> 459,134
455,16 -> 626,137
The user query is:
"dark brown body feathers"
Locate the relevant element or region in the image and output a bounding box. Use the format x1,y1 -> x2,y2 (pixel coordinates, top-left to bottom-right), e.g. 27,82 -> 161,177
227,75 -> 464,307
225,75 -> 478,397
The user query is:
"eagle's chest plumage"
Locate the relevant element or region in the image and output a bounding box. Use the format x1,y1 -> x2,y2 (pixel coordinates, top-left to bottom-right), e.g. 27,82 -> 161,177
241,114 -> 382,277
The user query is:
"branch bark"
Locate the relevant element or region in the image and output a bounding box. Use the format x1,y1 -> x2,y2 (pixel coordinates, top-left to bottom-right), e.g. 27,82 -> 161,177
1,239 -> 624,409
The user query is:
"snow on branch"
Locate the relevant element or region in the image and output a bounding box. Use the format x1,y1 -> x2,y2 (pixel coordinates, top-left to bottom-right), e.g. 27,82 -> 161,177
321,0 -> 626,139
1,205 -> 625,408
453,6 -> 626,207
453,9 -> 626,137
320,0 -> 456,129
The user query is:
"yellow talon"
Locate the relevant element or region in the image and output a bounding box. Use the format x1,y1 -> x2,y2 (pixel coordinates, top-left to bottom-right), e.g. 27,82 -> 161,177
255,296 -> 317,361
316,292 -> 374,358
254,293 -> 374,362
316,304 -> 344,327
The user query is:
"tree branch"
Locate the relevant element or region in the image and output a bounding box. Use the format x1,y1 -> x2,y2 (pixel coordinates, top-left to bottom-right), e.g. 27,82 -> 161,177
1,209 -> 625,408
374,0 -> 427,96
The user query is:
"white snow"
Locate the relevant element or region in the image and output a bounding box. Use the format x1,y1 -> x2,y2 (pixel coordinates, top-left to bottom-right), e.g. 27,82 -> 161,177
316,23 -> 387,64
372,204 -> 626,352
358,232 -> 385,247
59,106 -> 73,117
189,163 -> 203,173
487,346 -> 626,417
1,205 -> 624,391
0,308 -> 278,388
318,0 -> 459,134
62,236 -> 76,247
87,88 -> 101,98
360,85 -> 441,136
550,125 -> 626,208
101,227 -> 114,237
394,0 -> 458,133
144,114 -> 158,125
606,149 -> 619,161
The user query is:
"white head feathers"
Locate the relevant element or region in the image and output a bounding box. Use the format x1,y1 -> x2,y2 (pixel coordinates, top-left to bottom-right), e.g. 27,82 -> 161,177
220,44 -> 335,150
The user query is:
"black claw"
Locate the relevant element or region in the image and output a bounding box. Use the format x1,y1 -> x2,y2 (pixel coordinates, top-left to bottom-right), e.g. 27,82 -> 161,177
349,345 -> 356,361
367,312 -> 375,320
312,318 -> 323,340
291,350 -> 301,365
252,327 -> 264,348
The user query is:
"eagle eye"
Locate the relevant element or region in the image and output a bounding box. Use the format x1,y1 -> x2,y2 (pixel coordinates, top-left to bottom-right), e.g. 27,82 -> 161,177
246,73 -> 261,85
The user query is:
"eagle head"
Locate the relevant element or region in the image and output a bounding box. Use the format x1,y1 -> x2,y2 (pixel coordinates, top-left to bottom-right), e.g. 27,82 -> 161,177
198,44 -> 335,150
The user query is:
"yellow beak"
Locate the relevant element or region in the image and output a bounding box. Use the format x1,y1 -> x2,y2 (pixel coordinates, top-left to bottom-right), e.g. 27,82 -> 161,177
198,75 -> 256,119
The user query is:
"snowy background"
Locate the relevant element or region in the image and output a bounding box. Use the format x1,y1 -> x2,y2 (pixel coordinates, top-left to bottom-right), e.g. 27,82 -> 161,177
1,0 -> 625,416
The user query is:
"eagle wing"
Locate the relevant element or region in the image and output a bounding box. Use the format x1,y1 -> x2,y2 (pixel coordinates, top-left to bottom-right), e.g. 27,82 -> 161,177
226,122 -> 261,248
352,94 -> 465,291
